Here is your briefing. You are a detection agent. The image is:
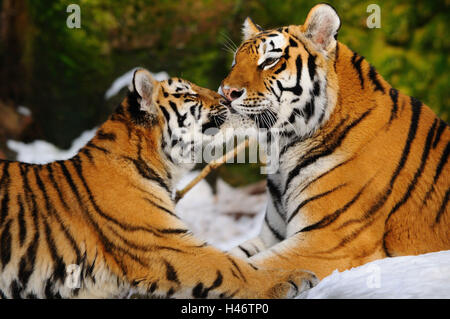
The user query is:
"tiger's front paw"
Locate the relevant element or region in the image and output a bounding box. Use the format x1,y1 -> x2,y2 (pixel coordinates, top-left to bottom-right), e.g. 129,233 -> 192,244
264,269 -> 319,299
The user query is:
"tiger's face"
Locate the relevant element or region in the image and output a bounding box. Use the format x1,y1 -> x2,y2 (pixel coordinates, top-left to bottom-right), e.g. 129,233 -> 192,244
220,4 -> 340,138
129,69 -> 231,165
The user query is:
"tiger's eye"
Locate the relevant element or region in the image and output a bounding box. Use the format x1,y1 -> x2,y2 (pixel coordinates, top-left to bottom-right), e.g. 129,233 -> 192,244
260,57 -> 279,69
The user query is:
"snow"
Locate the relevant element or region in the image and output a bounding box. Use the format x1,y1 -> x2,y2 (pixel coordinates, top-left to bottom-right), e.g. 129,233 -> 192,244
176,172 -> 266,250
17,105 -> 32,117
104,68 -> 170,99
298,250 -> 450,299
7,117 -> 449,299
7,127 -> 97,164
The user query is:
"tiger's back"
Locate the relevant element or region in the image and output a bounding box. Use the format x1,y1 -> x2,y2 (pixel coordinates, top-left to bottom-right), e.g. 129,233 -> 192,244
296,43 -> 449,258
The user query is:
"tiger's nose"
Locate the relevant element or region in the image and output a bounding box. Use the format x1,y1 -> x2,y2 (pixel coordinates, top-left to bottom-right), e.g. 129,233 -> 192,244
221,86 -> 246,101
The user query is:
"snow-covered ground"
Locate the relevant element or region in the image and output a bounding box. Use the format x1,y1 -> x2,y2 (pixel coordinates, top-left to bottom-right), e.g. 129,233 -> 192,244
176,172 -> 266,251
299,250 -> 450,299
7,128 -> 97,164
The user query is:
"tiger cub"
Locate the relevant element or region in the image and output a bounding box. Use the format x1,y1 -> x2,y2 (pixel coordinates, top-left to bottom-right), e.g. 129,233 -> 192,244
0,68 -> 317,298
220,4 -> 449,279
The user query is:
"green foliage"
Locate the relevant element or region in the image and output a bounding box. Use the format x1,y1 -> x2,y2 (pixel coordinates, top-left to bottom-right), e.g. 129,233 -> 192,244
8,0 -> 449,182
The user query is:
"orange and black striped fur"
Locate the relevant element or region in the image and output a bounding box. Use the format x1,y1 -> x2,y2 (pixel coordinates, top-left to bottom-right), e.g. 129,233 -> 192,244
220,4 -> 449,279
0,69 -> 317,298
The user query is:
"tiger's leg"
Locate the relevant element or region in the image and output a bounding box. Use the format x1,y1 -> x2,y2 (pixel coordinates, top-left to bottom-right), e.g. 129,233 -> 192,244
123,232 -> 318,298
246,229 -> 386,280
229,199 -> 286,258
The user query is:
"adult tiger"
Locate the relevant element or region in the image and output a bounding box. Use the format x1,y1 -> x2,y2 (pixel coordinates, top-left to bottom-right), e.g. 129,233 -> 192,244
0,68 -> 317,298
220,4 -> 449,279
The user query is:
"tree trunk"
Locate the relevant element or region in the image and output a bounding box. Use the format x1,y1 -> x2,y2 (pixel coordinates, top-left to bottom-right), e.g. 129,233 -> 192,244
0,0 -> 31,104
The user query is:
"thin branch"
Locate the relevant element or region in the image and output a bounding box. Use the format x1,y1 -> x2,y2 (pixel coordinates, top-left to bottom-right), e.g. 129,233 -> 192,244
175,139 -> 250,203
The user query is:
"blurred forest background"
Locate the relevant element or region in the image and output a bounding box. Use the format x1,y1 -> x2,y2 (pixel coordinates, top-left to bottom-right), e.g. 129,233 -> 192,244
0,0 -> 448,186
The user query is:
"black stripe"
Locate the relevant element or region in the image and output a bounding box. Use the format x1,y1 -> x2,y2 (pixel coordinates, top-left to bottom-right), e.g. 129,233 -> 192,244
169,101 -> 187,127
46,164 -> 70,210
390,97 -> 422,187
209,270 -> 224,292
158,228 -> 188,234
281,117 -> 347,171
97,130 -> 116,141
0,219 -> 12,269
368,65 -> 385,93
238,245 -> 252,258
334,42 -> 339,71
422,141 -> 449,207
44,278 -> 61,299
303,98 -> 315,122
18,231 -> 39,288
58,161 -> 84,206
43,219 -> 66,283
289,37 -> 298,47
307,53 -> 316,80
160,105 -> 171,123
106,225 -> 161,255
264,213 -> 284,241
86,141 -> 109,154
226,256 -> 247,283
17,194 -> 27,246
313,81 -> 320,96
351,52 -> 364,89
189,105 -> 197,118
144,198 -> 179,219
80,148 -> 94,163
0,162 -> 10,188
266,179 -> 283,218
0,192 -> 9,228
149,282 -> 158,293
10,280 -> 22,299
288,183 -> 346,223
192,271 -> 223,298
432,119 -> 448,149
296,157 -> 354,197
388,88 -> 399,124
273,55 -> 303,99
127,90 -> 153,126
434,141 -> 449,184
164,260 -> 180,284
274,61 -> 286,74
0,163 -> 11,228
126,157 -> 170,193
434,189 -> 449,225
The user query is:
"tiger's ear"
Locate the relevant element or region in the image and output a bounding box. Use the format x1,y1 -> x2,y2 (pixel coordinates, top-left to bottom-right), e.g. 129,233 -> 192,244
132,68 -> 159,114
242,17 -> 263,41
301,3 -> 341,52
